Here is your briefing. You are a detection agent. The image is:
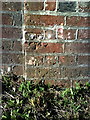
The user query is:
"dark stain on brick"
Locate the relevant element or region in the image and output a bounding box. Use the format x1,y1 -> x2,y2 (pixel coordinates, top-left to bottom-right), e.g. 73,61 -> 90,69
57,2 -> 76,12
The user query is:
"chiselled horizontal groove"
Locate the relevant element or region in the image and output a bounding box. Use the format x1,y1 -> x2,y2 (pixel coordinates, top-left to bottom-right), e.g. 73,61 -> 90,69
24,10 -> 90,17
26,53 -> 90,56
25,25 -> 90,30
0,11 -> 22,14
0,63 -> 24,66
0,25 -> 22,29
1,38 -> 22,42
0,51 -> 23,54
26,64 -> 90,69
26,39 -> 90,43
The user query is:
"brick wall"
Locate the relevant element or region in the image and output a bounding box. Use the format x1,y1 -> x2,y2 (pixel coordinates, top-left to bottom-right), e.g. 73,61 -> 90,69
1,2 -> 24,76
1,1 -> 90,88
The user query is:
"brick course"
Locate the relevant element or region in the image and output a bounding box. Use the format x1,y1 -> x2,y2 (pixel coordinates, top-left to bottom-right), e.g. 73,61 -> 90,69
24,2 -> 44,11
65,43 -> 90,54
26,42 -> 63,53
45,0 -> 56,11
2,13 -> 13,25
25,14 -> 64,26
2,27 -> 22,39
2,2 -> 22,11
67,16 -> 90,27
2,41 -> 22,52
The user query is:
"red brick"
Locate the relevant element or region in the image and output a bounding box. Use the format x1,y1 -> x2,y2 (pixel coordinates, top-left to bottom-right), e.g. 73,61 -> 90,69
2,41 -> 22,52
78,29 -> 90,39
65,43 -> 90,54
25,28 -> 43,40
63,29 -> 76,40
24,2 -> 44,11
25,14 -> 64,26
78,2 -> 90,12
2,27 -> 22,39
25,28 -> 43,34
26,55 -> 43,66
2,13 -> 13,25
2,53 -> 24,64
77,55 -> 90,65
59,56 -> 76,66
61,67 -> 89,78
45,30 -> 56,39
67,16 -> 90,27
2,2 -> 22,11
45,0 -> 56,11
44,56 -> 58,66
26,42 -> 63,53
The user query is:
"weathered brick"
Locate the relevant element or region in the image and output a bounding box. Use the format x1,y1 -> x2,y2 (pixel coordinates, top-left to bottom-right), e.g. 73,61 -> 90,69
2,27 -> 22,39
45,79 -> 56,86
2,2 -> 22,11
27,67 -> 49,79
78,29 -> 90,39
63,29 -> 76,40
0,65 -> 23,75
45,30 -> 56,39
45,79 -> 71,88
55,79 -> 71,88
26,42 -> 63,53
57,2 -> 76,12
61,67 -> 89,78
13,66 -> 23,75
24,2 -> 44,11
25,14 -> 64,26
27,67 -> 60,79
59,56 -> 76,66
44,56 -> 58,66
0,65 -> 8,74
49,68 -> 61,79
2,41 -> 11,51
2,13 -> 13,25
13,13 -> 22,26
65,43 -> 90,54
2,53 -> 24,64
78,2 -> 90,12
45,0 -> 56,11
67,16 -> 90,27
25,28 -> 43,40
77,55 -> 90,65
26,55 -> 44,66
2,41 -> 22,52
26,55 -> 59,67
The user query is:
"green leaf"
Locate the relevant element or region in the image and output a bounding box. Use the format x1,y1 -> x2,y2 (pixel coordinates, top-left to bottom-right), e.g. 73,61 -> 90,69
39,87 -> 44,91
2,115 -> 7,119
